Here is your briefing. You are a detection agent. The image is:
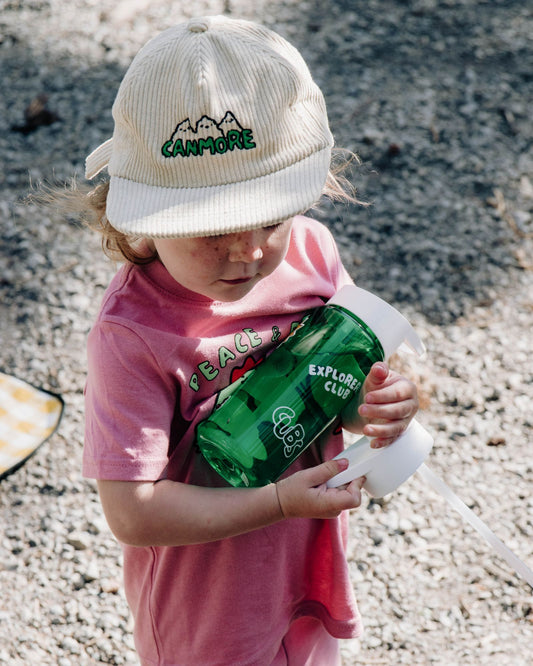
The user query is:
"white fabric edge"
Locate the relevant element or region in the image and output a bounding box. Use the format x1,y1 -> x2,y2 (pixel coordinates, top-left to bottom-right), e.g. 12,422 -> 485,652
105,147 -> 332,237
85,138 -> 113,179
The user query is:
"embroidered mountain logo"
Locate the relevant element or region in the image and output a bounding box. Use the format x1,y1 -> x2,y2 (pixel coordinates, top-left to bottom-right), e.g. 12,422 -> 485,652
161,111 -> 256,158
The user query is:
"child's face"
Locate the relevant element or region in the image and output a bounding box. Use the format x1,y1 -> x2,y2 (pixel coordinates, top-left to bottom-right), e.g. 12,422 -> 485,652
150,219 -> 293,302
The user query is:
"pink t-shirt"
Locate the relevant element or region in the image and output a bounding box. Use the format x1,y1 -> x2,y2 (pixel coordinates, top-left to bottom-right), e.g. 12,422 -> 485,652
84,216 -> 363,665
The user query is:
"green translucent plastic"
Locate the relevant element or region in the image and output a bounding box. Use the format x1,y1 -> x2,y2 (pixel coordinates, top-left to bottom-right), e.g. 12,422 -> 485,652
196,305 -> 384,487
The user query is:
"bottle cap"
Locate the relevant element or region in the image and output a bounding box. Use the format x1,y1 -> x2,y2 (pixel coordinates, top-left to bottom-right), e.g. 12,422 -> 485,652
327,285 -> 425,360
326,419 -> 434,496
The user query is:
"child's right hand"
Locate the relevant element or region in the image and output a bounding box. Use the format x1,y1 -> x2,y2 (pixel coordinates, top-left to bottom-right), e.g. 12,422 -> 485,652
97,460 -> 363,548
275,458 -> 364,519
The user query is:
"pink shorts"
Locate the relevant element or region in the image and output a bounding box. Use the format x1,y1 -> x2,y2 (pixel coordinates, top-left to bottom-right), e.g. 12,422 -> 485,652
271,617 -> 342,666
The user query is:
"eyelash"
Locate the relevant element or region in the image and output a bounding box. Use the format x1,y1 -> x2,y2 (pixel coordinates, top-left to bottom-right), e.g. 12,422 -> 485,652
264,222 -> 283,232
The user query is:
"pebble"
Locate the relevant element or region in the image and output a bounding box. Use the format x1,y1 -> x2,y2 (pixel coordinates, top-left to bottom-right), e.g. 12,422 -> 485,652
1,1 -> 532,665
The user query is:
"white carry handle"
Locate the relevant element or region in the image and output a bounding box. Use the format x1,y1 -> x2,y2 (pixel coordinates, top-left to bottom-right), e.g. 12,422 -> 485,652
327,420 -> 533,589
327,285 -> 425,360
417,463 -> 533,588
327,419 -> 434,496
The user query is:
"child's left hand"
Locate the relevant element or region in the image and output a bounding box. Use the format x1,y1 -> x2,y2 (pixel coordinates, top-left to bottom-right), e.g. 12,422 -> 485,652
356,362 -> 419,449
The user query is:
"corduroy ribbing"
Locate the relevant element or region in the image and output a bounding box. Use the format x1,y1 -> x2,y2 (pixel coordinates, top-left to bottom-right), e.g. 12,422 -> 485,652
106,148 -> 331,237
85,15 -> 334,237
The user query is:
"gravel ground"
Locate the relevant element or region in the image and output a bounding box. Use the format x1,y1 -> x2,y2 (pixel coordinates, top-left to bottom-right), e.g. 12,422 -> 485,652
1,1 -> 532,664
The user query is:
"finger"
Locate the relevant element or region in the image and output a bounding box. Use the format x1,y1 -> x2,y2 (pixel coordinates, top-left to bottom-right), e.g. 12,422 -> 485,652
368,361 -> 389,379
363,362 -> 389,391
337,476 -> 365,508
304,458 -> 350,487
359,399 -> 417,421
346,475 -> 365,491
369,436 -> 398,449
363,420 -> 408,440
364,379 -> 416,405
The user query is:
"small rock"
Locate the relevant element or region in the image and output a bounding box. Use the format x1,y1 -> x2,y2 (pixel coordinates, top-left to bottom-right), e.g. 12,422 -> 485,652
66,532 -> 91,550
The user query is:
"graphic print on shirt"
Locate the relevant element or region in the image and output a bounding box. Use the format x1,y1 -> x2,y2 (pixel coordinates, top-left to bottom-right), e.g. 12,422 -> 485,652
188,322 -> 301,394
212,353 -> 265,411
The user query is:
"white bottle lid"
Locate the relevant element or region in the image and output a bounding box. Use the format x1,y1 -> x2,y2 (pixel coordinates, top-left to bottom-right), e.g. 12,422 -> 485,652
326,419 -> 434,495
327,285 -> 425,360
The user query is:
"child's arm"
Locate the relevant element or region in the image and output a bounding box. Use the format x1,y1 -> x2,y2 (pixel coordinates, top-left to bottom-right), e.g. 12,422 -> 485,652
343,361 -> 419,449
96,361 -> 417,548
97,459 -> 364,548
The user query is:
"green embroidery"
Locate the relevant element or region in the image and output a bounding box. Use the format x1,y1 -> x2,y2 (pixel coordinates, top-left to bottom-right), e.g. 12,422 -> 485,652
161,112 -> 255,159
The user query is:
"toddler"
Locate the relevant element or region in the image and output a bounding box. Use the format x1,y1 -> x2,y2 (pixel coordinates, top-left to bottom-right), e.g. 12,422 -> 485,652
80,16 -> 418,665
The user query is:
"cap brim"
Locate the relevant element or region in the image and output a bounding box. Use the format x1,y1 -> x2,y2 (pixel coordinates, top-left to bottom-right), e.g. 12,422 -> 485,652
104,147 -> 331,237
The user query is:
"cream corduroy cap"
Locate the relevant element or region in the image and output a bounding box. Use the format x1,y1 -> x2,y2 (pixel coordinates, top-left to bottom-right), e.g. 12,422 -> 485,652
85,15 -> 334,237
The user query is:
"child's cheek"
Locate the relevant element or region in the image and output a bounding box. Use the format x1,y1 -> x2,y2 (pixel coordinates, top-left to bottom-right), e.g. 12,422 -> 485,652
189,243 -> 224,273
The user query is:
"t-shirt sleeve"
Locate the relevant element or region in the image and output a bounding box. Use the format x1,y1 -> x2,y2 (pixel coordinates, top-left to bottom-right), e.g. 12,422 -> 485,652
83,320 -> 178,481
297,216 -> 354,293
326,227 -> 354,291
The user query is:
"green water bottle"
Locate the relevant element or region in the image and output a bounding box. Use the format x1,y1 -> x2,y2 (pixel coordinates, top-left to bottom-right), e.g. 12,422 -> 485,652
196,285 -> 424,488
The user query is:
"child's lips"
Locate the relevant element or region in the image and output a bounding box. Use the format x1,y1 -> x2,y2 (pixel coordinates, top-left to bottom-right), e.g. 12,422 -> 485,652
219,276 -> 255,285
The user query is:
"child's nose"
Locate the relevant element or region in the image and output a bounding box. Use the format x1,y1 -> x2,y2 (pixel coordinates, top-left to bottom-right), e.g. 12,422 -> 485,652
227,230 -> 264,263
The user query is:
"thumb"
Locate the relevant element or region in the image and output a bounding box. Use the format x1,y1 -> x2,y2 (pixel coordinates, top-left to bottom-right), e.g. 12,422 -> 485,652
363,362 -> 389,392
306,458 -> 349,487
